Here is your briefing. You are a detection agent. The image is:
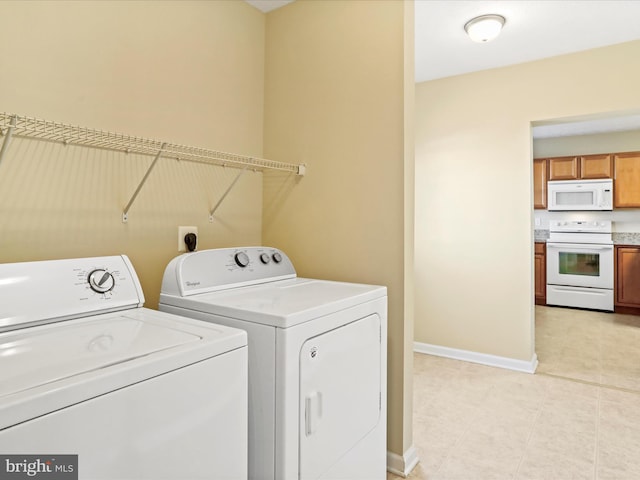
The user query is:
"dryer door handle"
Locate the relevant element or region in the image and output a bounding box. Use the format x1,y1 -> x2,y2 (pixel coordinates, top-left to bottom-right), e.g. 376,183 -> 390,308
305,391 -> 323,436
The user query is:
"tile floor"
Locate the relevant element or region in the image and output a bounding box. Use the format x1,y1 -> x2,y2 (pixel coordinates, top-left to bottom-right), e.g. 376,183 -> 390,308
390,306 -> 640,479
536,306 -> 640,392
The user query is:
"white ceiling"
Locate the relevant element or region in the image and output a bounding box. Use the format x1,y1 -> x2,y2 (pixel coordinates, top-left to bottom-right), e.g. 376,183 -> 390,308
247,1 -> 640,82
532,112 -> 640,139
416,0 -> 640,138
248,0 -> 640,137
415,0 -> 640,83
245,0 -> 293,13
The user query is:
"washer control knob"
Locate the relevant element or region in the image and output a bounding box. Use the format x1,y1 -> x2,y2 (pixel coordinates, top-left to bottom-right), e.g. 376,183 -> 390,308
235,252 -> 250,268
88,269 -> 115,293
260,253 -> 271,264
272,252 -> 283,263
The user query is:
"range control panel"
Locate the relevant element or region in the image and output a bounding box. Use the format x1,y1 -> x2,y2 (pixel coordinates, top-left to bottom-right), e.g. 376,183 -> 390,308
0,256 -> 144,333
162,247 -> 297,297
549,220 -> 612,234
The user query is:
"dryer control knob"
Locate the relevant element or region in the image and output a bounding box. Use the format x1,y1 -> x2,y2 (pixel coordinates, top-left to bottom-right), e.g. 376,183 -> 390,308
272,252 -> 283,263
88,269 -> 115,293
235,252 -> 250,268
260,253 -> 271,264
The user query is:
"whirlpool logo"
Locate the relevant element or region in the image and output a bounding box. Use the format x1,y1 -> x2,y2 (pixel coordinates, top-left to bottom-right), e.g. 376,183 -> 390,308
0,456 -> 77,479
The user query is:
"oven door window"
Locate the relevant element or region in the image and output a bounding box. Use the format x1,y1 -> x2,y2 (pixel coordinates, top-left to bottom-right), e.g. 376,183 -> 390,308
558,252 -> 600,276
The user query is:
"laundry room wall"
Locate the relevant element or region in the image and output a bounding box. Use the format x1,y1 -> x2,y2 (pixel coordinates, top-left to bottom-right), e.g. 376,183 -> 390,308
414,40 -> 640,364
262,0 -> 415,468
0,0 -> 266,308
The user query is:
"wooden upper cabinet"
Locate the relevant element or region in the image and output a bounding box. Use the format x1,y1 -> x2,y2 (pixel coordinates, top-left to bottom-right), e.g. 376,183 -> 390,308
548,156 -> 579,180
533,158 -> 547,209
548,154 -> 613,181
614,152 -> 640,207
580,154 -> 613,179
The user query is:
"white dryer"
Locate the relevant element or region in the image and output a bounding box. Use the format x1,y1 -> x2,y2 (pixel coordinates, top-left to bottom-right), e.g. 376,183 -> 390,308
159,247 -> 387,480
0,255 -> 248,480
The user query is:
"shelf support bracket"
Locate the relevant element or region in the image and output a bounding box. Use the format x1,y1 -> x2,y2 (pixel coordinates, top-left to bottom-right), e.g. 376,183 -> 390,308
0,115 -> 17,168
122,142 -> 166,223
209,166 -> 248,222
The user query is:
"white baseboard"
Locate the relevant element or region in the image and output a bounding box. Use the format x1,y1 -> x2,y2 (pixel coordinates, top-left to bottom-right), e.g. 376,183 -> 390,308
414,342 -> 538,374
387,445 -> 419,478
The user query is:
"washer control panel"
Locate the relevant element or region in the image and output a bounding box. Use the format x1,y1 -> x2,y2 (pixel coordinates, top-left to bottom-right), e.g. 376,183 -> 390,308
0,255 -> 144,333
163,247 -> 297,296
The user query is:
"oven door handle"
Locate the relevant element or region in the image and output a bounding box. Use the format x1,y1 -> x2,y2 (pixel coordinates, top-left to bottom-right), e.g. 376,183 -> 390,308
549,286 -> 611,294
547,243 -> 613,251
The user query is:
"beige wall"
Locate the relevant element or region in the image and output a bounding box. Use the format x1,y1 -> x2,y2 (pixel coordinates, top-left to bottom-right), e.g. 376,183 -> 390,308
534,130 -> 640,158
415,40 -> 640,361
263,0 -> 414,461
0,0 -> 266,308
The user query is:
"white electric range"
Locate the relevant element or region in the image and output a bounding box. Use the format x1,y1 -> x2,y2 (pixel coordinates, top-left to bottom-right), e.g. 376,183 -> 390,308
546,220 -> 614,311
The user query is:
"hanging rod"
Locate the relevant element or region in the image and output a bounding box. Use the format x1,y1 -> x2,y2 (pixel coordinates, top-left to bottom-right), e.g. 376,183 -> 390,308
0,113 -> 304,174
0,112 -> 305,222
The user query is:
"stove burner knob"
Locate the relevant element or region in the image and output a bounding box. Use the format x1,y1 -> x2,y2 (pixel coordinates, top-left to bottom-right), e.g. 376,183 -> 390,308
272,252 -> 283,263
260,253 -> 271,264
88,269 -> 115,293
235,252 -> 250,268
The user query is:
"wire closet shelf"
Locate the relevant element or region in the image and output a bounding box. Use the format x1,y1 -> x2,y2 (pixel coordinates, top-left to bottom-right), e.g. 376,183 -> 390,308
0,113 -> 305,222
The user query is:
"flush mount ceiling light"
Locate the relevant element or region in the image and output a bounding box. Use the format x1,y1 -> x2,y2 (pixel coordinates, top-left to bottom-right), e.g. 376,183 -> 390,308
464,14 -> 506,43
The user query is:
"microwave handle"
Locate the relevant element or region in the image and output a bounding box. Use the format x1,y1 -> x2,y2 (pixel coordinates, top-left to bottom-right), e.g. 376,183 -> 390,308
602,187 -> 612,208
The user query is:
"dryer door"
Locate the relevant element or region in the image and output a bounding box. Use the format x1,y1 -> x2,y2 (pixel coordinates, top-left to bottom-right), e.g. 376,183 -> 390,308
299,314 -> 381,479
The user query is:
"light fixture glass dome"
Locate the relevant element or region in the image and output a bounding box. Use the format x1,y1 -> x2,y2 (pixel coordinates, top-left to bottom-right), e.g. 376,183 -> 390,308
464,14 -> 506,43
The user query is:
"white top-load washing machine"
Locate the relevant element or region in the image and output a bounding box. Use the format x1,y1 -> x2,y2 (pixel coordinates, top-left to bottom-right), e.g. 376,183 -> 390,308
159,247 -> 387,480
0,255 -> 248,480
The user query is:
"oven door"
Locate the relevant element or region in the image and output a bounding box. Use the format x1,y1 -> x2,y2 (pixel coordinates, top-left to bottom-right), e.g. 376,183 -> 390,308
547,242 -> 613,289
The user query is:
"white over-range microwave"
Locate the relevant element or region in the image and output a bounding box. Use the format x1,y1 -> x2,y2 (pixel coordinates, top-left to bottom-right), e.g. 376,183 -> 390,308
547,179 -> 613,211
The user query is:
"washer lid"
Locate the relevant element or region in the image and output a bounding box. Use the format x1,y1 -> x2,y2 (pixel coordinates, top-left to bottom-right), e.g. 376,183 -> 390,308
161,277 -> 387,328
0,308 -> 247,430
0,316 -> 198,398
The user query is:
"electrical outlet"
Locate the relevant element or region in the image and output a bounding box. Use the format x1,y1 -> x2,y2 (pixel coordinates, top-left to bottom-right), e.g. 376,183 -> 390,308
178,226 -> 198,252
